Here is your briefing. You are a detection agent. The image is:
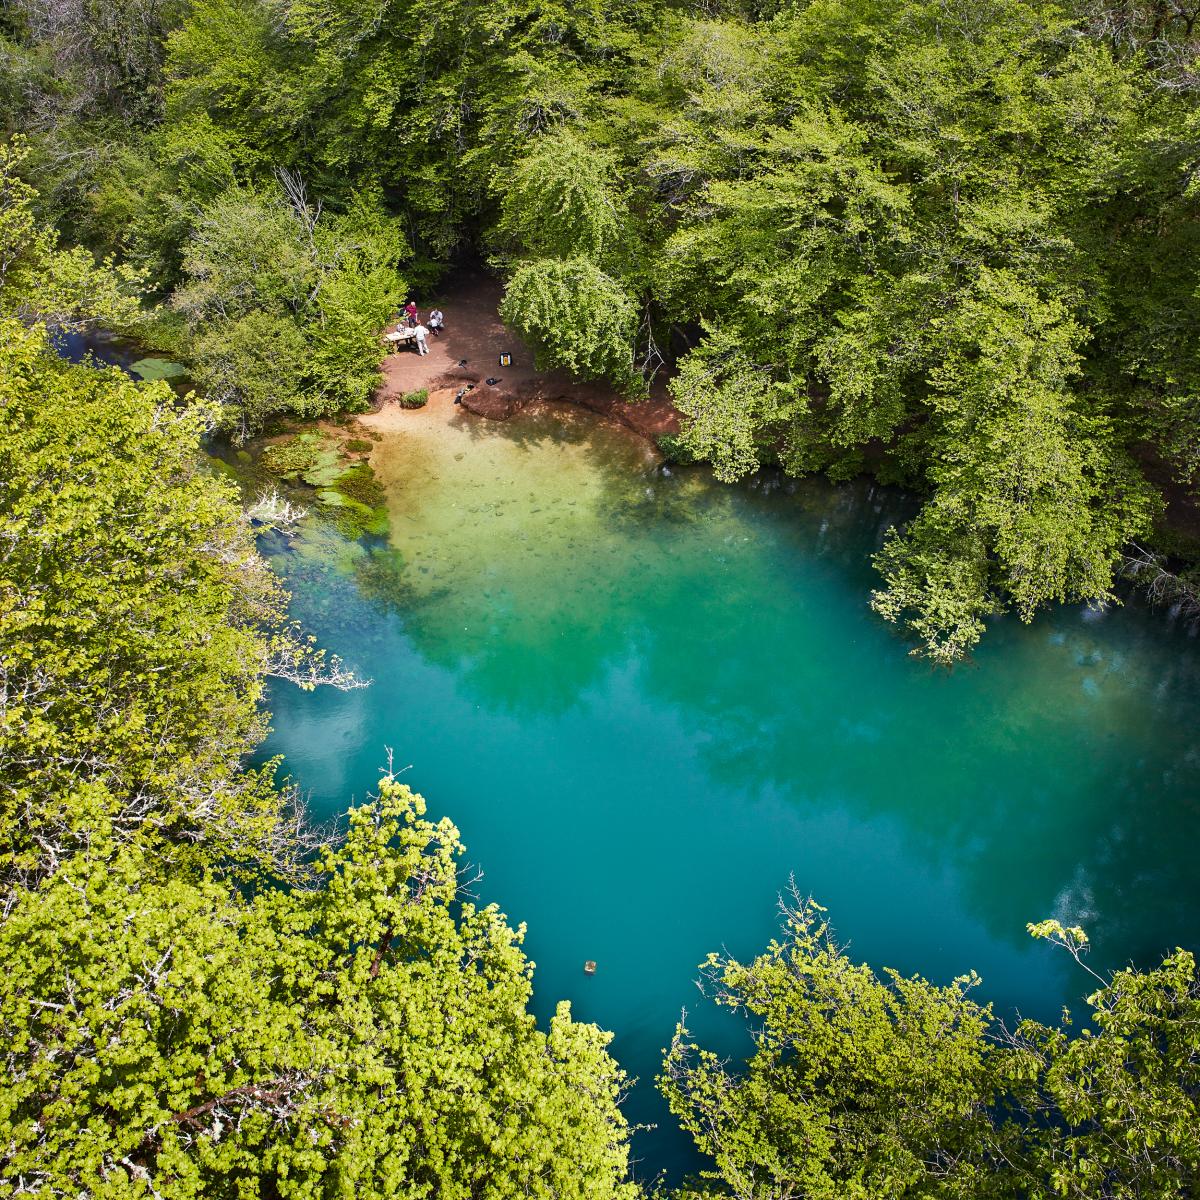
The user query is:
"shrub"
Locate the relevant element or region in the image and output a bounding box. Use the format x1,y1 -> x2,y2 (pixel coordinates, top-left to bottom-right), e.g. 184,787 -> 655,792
499,258 -> 638,387
399,389 -> 428,409
656,433 -> 698,464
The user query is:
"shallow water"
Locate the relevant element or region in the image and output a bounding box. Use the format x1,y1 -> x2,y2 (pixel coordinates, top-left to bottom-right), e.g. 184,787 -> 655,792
256,402 -> 1200,1184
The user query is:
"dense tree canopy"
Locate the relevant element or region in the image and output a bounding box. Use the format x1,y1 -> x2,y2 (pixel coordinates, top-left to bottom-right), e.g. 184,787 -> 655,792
7,0 -> 1200,656
661,896 -> 999,1199
0,319 -> 288,890
3,0 -> 1200,1195
0,783 -> 635,1199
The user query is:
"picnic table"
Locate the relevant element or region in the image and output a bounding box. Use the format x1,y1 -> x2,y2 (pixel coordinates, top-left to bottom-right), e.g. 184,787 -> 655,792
384,327 -> 418,352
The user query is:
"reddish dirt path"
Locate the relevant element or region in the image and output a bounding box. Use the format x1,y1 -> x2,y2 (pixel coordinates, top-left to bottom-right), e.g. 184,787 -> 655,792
376,270 -> 681,440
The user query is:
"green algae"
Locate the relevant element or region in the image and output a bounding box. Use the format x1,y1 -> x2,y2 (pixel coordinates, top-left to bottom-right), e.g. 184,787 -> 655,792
334,465 -> 386,508
236,426 -> 389,544
301,447 -> 351,487
130,357 -> 188,382
262,433 -> 324,476
316,488 -> 359,508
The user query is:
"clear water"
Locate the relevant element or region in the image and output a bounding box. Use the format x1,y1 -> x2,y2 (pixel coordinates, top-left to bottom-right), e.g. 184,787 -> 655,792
254,401 -> 1200,1184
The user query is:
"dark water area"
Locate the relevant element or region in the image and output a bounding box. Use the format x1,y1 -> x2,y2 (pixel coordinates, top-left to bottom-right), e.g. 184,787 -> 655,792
51,326 -> 143,371
250,402 -> 1200,1185
51,327 -> 190,390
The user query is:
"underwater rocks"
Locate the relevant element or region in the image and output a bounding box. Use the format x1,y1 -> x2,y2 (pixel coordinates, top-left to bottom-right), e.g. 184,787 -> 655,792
453,379 -> 678,440
459,388 -> 517,421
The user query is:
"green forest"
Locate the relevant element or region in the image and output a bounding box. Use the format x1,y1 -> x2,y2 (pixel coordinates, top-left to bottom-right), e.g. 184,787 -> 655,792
2,0 -> 1200,1195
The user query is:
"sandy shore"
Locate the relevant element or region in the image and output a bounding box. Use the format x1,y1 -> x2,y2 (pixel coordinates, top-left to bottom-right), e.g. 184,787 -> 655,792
370,271 -> 681,442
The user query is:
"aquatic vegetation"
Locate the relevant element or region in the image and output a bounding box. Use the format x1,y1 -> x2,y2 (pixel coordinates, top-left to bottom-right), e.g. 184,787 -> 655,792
129,356 -> 187,381
318,501 -> 388,541
399,388 -> 429,408
300,447 -> 351,487
334,463 -> 386,508
245,430 -> 387,541
261,434 -> 321,476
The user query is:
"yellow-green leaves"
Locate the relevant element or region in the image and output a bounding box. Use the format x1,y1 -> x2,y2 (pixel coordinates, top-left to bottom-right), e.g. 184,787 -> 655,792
495,128 -> 626,263
0,319 -> 293,888
665,900 -> 1200,1200
0,139 -> 143,328
661,894 -> 998,1199
0,785 -> 638,1199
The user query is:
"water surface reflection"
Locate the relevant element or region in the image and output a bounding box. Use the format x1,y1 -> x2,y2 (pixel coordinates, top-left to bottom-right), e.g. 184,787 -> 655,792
255,401 -> 1200,1182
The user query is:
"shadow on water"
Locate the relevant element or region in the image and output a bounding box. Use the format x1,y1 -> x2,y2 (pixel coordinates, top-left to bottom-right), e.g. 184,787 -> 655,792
251,401 -> 1200,1185
51,327 -> 192,392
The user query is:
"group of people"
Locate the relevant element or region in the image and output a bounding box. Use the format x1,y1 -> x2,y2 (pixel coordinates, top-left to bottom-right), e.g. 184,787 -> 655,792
400,300 -> 444,356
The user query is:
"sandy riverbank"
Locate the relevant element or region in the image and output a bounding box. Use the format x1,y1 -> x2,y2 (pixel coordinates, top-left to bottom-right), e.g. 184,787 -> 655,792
370,270 -> 681,442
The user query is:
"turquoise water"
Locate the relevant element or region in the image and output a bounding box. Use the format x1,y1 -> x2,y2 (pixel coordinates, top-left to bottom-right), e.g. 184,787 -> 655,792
255,401 -> 1200,1184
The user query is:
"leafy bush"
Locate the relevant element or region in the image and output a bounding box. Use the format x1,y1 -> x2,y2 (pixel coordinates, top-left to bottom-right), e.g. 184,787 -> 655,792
399,388 -> 428,408
499,258 -> 638,387
191,309 -> 308,440
171,184 -> 406,435
655,433 -> 698,465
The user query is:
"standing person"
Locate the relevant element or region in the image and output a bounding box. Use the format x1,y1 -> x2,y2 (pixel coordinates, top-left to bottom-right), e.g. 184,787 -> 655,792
414,323 -> 430,355
428,307 -> 444,336
404,299 -> 419,327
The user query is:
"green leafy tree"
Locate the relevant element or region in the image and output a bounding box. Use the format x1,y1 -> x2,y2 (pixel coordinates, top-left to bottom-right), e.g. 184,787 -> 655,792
0,781 -> 638,1199
872,271 -> 1158,662
669,324 -> 788,483
661,894 -> 999,1200
500,257 -> 638,385
190,308 -> 309,436
0,317 -> 352,891
663,903 -> 1200,1200
173,177 -> 405,434
495,127 -> 626,262
997,922 -> 1200,1200
0,138 -> 141,324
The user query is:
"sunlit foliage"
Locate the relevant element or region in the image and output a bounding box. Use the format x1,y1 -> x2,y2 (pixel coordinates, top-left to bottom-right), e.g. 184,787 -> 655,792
664,901 -> 1200,1200
0,783 -> 636,1199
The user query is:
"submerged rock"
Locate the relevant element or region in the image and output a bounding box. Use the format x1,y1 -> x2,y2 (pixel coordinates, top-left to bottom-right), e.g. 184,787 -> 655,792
461,390 -> 516,420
